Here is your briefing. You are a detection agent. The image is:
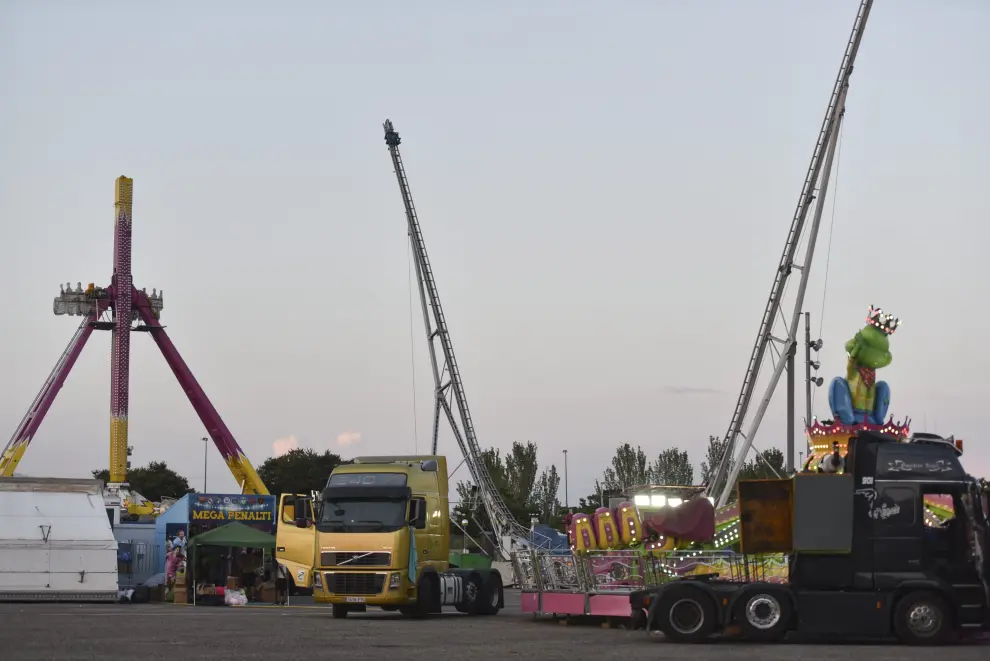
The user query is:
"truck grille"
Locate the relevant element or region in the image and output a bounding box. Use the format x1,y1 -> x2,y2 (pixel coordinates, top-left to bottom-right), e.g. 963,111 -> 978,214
321,551 -> 391,567
325,572 -> 385,595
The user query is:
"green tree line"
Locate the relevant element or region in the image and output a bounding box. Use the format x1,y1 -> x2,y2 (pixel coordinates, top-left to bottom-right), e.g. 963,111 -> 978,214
92,440 -> 987,521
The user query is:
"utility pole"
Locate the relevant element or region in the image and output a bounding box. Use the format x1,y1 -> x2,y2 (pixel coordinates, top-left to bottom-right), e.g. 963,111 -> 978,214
804,313 -> 825,465
786,342 -> 796,473
805,312 -> 824,428
563,449 -> 569,508
202,436 -> 209,492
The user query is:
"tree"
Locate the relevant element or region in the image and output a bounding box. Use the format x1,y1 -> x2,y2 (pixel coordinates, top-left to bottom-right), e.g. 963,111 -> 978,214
601,443 -> 649,492
739,447 -> 786,481
256,448 -> 344,496
91,461 -> 193,502
453,442 -> 563,535
649,447 -> 695,486
531,464 -> 562,523
453,447 -> 515,536
578,480 -> 622,511
700,435 -> 731,486
578,492 -> 601,510
503,441 -> 539,507
454,442 -> 540,520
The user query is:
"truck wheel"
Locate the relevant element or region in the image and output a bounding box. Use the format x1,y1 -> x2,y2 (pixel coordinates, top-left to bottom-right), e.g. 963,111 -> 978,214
331,604 -> 349,619
459,574 -> 484,614
735,588 -> 792,641
893,591 -> 951,646
480,573 -> 503,615
406,575 -> 437,618
654,584 -> 716,643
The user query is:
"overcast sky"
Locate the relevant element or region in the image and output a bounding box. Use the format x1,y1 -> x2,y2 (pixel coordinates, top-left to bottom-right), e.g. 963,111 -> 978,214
2,0 -> 987,505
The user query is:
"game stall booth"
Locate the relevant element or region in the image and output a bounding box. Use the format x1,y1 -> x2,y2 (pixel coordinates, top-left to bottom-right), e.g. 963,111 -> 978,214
157,493 -> 286,605
181,521 -> 286,606
155,493 -> 277,574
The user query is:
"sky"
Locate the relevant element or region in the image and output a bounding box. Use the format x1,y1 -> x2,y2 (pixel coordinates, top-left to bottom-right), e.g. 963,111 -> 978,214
1,0 -> 988,507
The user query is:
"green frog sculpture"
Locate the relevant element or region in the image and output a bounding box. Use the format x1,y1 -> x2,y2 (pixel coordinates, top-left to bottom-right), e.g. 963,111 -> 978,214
828,305 -> 901,425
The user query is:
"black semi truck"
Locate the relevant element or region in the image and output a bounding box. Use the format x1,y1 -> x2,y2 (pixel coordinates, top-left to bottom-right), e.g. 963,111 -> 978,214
631,430 -> 989,645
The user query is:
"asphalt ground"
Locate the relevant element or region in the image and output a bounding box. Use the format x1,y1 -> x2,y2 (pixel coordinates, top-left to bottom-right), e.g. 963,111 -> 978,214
0,590 -> 985,661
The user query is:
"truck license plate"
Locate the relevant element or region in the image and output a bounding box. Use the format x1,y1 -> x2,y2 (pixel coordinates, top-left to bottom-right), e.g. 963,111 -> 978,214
345,597 -> 366,603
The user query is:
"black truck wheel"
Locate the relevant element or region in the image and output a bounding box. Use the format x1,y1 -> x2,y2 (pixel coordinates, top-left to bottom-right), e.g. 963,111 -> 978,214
735,588 -> 792,641
479,572 -> 503,615
455,573 -> 484,614
331,604 -> 349,619
893,591 -> 951,646
653,584 -> 717,643
403,574 -> 438,618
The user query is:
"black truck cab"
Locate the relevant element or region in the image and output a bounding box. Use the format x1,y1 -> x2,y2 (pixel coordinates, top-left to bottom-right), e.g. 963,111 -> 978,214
631,430 -> 990,645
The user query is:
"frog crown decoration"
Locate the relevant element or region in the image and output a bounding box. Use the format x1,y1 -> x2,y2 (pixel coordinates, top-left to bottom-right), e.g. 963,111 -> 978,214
866,305 -> 900,336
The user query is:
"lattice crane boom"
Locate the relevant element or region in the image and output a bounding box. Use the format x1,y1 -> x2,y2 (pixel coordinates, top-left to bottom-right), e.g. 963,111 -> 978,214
383,120 -> 529,558
710,0 -> 873,506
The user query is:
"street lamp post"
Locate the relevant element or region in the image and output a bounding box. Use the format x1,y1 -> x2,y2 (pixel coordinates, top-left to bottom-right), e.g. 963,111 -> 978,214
563,449 -> 569,509
202,437 -> 208,493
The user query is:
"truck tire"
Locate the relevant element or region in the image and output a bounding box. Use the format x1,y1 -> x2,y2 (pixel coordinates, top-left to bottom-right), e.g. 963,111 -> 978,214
653,584 -> 716,643
893,591 -> 951,646
455,573 -> 484,614
479,572 -> 503,615
404,575 -> 437,618
331,604 -> 349,619
735,588 -> 792,641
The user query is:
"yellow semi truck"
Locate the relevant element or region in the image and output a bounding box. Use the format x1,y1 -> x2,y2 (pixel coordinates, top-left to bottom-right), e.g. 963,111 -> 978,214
274,455 -> 504,617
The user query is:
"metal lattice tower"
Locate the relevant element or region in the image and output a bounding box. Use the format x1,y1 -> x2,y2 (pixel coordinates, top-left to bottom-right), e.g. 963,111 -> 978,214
383,120 -> 529,558
710,0 -> 873,507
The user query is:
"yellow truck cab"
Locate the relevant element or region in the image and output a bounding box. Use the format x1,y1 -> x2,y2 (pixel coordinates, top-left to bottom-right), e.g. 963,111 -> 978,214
276,455 -> 504,618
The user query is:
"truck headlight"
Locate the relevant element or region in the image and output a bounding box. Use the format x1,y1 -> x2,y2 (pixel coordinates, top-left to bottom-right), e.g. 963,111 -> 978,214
313,572 -> 323,590
388,573 -> 402,590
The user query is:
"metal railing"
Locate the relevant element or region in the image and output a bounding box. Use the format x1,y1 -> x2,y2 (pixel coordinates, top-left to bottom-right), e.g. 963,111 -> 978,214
512,549 -> 789,594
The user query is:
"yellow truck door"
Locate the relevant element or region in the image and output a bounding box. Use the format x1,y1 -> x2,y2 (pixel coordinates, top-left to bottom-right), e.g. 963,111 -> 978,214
275,494 -> 315,590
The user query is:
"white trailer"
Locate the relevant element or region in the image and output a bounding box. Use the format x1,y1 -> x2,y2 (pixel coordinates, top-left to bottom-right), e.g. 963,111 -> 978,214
0,477 -> 118,601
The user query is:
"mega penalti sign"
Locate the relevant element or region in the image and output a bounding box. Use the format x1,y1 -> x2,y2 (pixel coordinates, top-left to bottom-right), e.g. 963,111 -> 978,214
189,493 -> 276,523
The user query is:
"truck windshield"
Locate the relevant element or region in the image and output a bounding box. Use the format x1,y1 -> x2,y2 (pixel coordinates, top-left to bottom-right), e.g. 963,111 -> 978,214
319,499 -> 407,533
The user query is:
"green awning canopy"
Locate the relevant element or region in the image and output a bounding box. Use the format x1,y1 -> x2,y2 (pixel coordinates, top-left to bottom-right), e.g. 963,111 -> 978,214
187,521 -> 276,549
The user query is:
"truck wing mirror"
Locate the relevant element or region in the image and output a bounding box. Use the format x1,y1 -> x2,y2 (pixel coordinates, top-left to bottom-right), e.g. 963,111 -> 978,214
409,499 -> 427,529
294,496 -> 314,528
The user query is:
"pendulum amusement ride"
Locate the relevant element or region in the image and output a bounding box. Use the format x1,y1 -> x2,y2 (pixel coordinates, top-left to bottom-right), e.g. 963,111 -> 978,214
0,177 -> 268,518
